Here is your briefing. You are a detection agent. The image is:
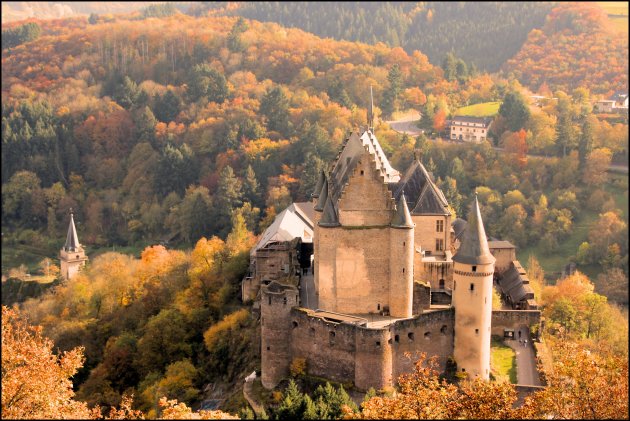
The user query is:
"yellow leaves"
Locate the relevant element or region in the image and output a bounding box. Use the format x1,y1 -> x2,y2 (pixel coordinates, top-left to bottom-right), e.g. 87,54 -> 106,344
1,306 -> 94,419
203,309 -> 249,351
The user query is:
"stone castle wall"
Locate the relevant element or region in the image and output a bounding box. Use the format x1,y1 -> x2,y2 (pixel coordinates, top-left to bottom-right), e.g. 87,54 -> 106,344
411,214 -> 451,257
491,310 -> 541,336
317,226 -> 393,315
278,306 -> 455,391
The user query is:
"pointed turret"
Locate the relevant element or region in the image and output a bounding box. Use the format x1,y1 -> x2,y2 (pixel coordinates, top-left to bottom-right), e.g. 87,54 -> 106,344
367,85 -> 374,131
319,193 -> 339,227
59,209 -> 88,281
391,192 -> 414,228
452,195 -> 495,265
311,169 -> 326,199
314,176 -> 329,212
64,210 -> 81,252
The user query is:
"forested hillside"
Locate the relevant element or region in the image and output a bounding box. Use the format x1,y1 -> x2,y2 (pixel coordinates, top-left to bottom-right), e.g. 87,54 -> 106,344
504,2 -> 628,95
191,1 -> 554,73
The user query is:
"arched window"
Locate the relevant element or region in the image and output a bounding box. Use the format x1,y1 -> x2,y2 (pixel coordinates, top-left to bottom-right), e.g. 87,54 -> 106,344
440,325 -> 448,335
424,332 -> 431,340
439,279 -> 445,289
408,332 -> 414,341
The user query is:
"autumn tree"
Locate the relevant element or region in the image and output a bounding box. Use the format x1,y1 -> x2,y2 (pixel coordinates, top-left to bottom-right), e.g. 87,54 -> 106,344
520,341 -> 628,419
1,306 -> 98,419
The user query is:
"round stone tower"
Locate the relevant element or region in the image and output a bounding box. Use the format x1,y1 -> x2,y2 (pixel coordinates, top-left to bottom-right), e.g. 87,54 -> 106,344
260,281 -> 299,389
452,195 -> 495,379
389,193 -> 414,318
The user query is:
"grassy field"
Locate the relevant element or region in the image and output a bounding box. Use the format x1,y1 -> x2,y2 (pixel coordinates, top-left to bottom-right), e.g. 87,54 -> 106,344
598,2 -> 628,33
490,335 -> 517,383
455,102 -> 501,117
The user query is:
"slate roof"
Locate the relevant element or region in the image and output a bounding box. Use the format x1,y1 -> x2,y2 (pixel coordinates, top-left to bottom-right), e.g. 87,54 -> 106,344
497,261 -> 535,303
319,193 -> 340,227
64,212 -> 81,252
450,115 -> 493,127
452,195 -> 495,265
451,218 -> 468,240
390,159 -> 450,216
311,170 -> 325,199
314,177 -> 329,212
391,193 -> 414,228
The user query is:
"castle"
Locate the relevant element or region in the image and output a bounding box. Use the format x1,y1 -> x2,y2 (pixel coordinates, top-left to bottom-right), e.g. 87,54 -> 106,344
249,110 -> 540,391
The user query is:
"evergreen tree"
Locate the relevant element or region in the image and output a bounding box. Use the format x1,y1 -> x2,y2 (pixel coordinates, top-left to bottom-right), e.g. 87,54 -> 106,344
441,52 -> 458,82
213,165 -> 243,238
499,91 -> 531,132
578,114 -> 594,175
134,106 -> 157,145
242,165 -> 261,207
227,17 -> 248,53
187,64 -> 229,104
260,86 -> 292,137
154,90 -> 182,123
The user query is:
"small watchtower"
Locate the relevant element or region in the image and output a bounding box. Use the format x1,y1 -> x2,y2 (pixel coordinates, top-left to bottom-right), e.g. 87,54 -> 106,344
452,195 -> 495,379
59,209 -> 88,280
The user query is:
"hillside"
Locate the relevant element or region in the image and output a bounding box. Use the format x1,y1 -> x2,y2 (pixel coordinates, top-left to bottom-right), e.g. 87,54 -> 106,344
504,2 -> 628,95
191,1 -> 554,73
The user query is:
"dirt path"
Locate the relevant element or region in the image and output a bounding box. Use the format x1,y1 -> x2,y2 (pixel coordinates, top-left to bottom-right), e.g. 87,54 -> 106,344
243,372 -> 264,416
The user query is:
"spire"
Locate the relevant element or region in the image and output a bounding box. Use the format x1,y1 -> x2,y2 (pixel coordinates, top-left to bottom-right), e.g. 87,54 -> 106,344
64,209 -> 81,252
311,169 -> 326,199
391,192 -> 414,228
452,195 -> 495,265
314,176 -> 329,212
367,85 -> 374,131
319,192 -> 340,227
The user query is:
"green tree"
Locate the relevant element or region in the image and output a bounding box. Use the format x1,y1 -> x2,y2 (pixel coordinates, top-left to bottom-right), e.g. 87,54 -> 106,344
441,52 -> 457,82
260,86 -> 292,136
187,64 -> 229,104
382,64 -> 403,116
134,106 -> 157,145
578,114 -> 594,175
499,91 -> 530,132
242,165 -> 260,207
154,90 -> 182,123
213,165 -> 243,239
227,17 -> 248,53
135,309 -> 192,377
179,186 -> 213,244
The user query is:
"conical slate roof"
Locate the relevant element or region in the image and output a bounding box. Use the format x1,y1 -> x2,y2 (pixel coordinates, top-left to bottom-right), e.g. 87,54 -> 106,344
311,169 -> 326,199
314,176 -> 329,212
64,212 -> 81,252
452,196 -> 495,265
319,193 -> 340,227
391,192 -> 414,228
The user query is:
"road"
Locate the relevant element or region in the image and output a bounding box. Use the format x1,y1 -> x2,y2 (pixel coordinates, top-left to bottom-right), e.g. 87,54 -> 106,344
299,271 -> 318,310
386,111 -> 424,136
504,326 -> 542,386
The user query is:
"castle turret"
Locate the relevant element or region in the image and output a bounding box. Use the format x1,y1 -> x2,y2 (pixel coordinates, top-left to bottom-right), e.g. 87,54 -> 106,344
389,193 -> 414,318
59,210 -> 88,280
260,281 -> 299,389
452,195 -> 495,379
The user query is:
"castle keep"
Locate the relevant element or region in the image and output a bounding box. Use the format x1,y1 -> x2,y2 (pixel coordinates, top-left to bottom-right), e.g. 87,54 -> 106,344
254,119 -> 540,390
